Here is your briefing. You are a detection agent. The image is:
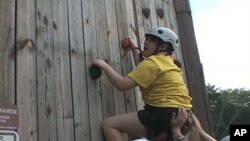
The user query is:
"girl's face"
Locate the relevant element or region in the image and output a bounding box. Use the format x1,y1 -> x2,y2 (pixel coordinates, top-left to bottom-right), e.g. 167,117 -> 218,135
143,35 -> 158,57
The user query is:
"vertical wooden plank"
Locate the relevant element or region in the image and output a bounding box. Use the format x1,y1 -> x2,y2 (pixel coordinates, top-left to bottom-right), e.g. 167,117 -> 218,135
164,0 -> 172,27
148,0 -> 158,27
104,1 -> 131,140
167,0 -> 188,85
133,0 -> 145,51
155,0 -> 163,26
168,0 -> 181,41
115,0 -> 137,136
116,0 -> 137,114
0,0 -> 15,104
94,0 -> 115,120
125,0 -> 138,46
53,0 -> 75,140
132,0 -> 147,110
16,0 -> 38,140
82,0 -> 103,141
135,0 -> 155,49
105,0 -> 127,116
155,0 -> 171,27
173,0 -> 196,97
124,0 -> 143,111
173,0 -> 213,134
36,0 -> 58,141
141,0 -> 152,33
68,0 -> 91,140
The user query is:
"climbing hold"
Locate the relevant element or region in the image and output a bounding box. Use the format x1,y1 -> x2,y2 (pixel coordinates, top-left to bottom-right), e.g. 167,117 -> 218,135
156,8 -> 164,18
142,8 -> 150,19
89,64 -> 102,79
121,37 -> 131,49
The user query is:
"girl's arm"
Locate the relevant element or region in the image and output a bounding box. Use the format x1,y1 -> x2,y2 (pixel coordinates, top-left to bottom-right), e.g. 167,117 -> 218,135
190,114 -> 217,141
131,48 -> 140,66
93,59 -> 137,91
129,39 -> 142,66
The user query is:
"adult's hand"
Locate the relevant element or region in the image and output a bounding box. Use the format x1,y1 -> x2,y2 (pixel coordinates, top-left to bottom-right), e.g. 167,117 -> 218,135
171,107 -> 188,138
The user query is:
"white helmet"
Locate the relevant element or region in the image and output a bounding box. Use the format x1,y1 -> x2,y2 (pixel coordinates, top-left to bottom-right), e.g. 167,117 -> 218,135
145,27 -> 179,50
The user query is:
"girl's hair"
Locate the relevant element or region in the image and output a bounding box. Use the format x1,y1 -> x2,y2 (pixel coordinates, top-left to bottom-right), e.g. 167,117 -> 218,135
173,59 -> 182,68
159,39 -> 182,69
166,43 -> 182,68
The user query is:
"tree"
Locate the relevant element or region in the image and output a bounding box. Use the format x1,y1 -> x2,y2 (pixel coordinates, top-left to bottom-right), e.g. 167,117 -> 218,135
207,84 -> 250,139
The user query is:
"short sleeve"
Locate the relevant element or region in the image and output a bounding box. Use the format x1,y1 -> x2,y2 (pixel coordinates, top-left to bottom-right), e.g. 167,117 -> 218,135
128,59 -> 159,88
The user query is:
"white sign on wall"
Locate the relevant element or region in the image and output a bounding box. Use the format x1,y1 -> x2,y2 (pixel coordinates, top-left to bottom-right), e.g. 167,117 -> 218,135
0,130 -> 19,141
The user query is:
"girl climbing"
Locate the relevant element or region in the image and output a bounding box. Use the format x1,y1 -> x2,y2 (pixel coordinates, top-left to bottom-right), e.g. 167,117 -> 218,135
92,27 -> 192,141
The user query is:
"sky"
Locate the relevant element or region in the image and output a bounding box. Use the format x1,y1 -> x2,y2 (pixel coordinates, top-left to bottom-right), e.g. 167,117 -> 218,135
189,0 -> 250,89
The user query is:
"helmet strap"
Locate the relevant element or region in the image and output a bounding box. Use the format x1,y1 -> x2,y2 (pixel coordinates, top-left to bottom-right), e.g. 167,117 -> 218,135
153,44 -> 167,55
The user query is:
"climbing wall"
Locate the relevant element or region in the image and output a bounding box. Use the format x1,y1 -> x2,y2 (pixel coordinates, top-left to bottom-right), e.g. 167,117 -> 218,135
0,0 -> 211,141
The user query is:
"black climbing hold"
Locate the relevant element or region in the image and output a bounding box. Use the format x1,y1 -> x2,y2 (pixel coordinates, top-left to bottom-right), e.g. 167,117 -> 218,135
89,64 -> 102,79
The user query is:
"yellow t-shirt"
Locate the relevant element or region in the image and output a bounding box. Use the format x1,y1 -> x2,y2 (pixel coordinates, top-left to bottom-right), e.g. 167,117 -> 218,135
128,55 -> 192,108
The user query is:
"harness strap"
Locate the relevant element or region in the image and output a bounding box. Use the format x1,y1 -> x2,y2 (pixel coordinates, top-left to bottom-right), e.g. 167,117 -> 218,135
122,47 -> 144,62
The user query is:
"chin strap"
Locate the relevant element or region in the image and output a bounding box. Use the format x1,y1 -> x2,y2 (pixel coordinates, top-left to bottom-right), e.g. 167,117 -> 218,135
153,43 -> 168,55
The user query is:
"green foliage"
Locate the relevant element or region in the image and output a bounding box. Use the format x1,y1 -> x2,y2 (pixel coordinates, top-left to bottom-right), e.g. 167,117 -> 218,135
207,84 -> 250,139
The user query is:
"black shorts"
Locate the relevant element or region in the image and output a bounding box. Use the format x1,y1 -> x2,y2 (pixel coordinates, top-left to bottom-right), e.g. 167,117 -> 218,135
137,104 -> 178,140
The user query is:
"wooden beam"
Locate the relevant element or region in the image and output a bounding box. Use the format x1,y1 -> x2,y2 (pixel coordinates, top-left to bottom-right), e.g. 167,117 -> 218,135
16,0 -> 38,140
173,0 -> 214,134
68,0 -> 91,140
82,0 -> 104,140
0,0 -> 15,104
53,0 -> 74,140
36,0 -> 58,140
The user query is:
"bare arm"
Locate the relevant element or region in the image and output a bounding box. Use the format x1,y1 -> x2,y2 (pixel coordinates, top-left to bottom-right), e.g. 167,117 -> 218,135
129,39 -> 142,66
191,114 -> 217,141
93,59 -> 137,91
131,48 -> 140,66
171,109 -> 217,141
199,131 -> 217,141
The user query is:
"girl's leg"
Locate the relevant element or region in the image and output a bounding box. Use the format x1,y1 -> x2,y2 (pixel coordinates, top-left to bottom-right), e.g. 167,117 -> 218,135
102,112 -> 147,141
